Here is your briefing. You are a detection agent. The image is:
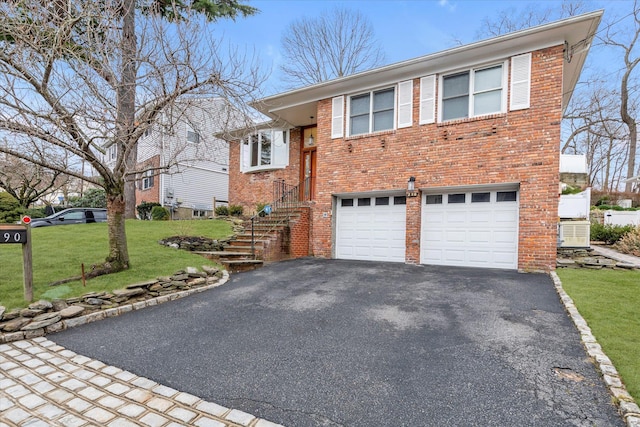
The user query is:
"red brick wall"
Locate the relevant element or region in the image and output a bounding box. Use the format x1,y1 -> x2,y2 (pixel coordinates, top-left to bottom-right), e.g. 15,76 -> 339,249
290,207 -> 311,257
135,155 -> 160,207
228,128 -> 302,215
229,45 -> 564,271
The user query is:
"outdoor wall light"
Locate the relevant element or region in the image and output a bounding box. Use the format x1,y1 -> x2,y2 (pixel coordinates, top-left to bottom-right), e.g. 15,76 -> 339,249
407,176 -> 418,198
308,134 -> 314,146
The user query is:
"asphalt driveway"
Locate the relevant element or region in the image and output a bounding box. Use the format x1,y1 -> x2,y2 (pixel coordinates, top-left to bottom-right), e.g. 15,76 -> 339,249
53,258 -> 623,426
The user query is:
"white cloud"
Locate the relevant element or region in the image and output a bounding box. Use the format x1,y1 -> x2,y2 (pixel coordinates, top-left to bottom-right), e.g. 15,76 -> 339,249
438,0 -> 456,12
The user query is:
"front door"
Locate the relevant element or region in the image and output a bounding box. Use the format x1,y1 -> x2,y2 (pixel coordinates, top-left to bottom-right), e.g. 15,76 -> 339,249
301,126 -> 317,201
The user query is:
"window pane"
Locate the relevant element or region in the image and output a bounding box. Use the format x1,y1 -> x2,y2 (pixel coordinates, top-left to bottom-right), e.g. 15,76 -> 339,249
426,194 -> 443,205
358,198 -> 371,206
250,134 -> 259,167
443,96 -> 469,121
474,90 -> 502,116
471,192 -> 490,203
351,94 -> 370,115
375,197 -> 389,206
394,196 -> 406,205
341,199 -> 354,207
443,72 -> 469,98
497,191 -> 517,202
260,132 -> 271,165
373,88 -> 394,111
448,193 -> 465,204
350,115 -> 369,135
373,110 -> 394,132
474,65 -> 502,92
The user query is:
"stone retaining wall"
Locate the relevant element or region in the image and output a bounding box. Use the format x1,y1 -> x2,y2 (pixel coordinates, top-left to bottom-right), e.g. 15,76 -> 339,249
0,266 -> 229,344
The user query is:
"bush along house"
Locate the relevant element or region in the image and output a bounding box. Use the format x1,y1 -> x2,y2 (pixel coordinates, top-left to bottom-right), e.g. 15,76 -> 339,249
224,11 -> 602,272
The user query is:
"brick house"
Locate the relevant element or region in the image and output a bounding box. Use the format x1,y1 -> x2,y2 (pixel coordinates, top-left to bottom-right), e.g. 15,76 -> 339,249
225,12 -> 602,271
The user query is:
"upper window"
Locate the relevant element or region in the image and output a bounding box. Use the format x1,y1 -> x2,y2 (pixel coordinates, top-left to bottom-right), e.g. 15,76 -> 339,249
108,145 -> 117,161
349,87 -> 395,136
441,63 -> 505,121
240,129 -> 289,173
141,170 -> 154,190
187,125 -> 200,144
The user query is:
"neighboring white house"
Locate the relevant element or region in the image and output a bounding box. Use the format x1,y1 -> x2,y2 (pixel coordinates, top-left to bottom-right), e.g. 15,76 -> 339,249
104,98 -> 231,218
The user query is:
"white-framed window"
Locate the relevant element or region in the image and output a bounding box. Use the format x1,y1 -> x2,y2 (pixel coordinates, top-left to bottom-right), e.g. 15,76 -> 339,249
141,170 -> 154,190
240,129 -> 289,173
348,87 -> 395,136
142,128 -> 152,138
187,124 -> 200,144
193,209 -> 207,218
108,145 -> 117,161
440,62 -> 507,122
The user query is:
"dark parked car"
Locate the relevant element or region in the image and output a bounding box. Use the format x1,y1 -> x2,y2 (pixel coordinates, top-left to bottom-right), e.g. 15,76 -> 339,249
29,208 -> 108,228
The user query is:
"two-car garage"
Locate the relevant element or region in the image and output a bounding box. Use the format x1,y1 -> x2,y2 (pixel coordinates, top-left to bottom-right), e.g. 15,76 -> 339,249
335,187 -> 519,269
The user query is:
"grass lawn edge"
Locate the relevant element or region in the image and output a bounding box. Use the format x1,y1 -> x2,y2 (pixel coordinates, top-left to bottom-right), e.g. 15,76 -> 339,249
550,271 -> 640,424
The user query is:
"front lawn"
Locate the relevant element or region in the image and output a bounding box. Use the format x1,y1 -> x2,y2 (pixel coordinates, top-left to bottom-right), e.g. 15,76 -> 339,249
0,219 -> 233,310
557,268 -> 640,402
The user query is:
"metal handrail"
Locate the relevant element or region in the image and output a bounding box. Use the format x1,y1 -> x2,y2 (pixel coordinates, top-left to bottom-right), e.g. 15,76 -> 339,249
249,178 -> 310,257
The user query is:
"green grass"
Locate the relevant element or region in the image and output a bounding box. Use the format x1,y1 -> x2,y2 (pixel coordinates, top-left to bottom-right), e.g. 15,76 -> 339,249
557,268 -> 640,402
0,219 -> 233,310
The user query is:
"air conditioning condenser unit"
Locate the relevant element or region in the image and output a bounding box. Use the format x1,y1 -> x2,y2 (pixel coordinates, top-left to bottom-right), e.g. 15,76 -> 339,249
558,220 -> 590,248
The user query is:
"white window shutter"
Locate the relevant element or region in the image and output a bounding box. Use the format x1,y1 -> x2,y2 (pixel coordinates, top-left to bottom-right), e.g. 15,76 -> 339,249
419,75 -> 436,124
397,80 -> 413,128
272,130 -> 289,168
331,96 -> 344,138
240,139 -> 250,172
510,53 -> 531,111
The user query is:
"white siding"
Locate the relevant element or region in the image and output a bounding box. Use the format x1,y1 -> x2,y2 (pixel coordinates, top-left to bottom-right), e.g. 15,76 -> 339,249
165,163 -> 229,209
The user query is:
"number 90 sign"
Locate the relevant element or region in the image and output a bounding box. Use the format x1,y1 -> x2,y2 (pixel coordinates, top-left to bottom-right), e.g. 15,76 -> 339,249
3,230 -> 27,243
0,226 -> 28,244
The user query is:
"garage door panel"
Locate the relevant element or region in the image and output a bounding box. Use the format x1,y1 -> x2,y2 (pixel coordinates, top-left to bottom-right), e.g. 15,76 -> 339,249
336,196 -> 406,263
443,249 -> 466,262
421,189 -> 519,269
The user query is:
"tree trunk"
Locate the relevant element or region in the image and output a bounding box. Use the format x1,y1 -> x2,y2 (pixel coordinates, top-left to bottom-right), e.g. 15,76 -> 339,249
105,191 -> 129,271
120,0 -> 138,219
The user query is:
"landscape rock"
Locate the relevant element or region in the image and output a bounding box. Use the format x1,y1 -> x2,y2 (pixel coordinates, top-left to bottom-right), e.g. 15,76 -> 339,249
20,308 -> 43,318
85,298 -> 107,306
126,280 -> 158,289
52,299 -> 68,311
171,273 -> 189,281
2,310 -> 21,321
29,300 -> 53,311
22,313 -> 61,330
2,317 -> 31,332
59,306 -> 85,318
112,288 -> 145,298
0,306 -> 5,320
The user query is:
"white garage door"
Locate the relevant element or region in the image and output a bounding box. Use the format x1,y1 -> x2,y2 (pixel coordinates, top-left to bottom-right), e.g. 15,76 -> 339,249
420,189 -> 519,269
336,195 -> 407,262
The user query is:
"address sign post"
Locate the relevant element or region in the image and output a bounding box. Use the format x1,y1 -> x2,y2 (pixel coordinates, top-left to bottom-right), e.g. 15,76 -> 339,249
0,216 -> 33,302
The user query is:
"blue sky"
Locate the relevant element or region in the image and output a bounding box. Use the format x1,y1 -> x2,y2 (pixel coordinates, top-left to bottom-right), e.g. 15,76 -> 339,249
211,0 -> 636,95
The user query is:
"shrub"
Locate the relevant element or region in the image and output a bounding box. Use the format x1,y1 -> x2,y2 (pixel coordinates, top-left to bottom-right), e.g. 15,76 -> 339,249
613,227 -> 640,257
67,188 -> 107,208
214,205 -> 229,216
137,201 -> 161,220
256,202 -> 269,217
0,192 -> 23,223
151,205 -> 170,221
228,205 -> 243,217
590,222 -> 635,245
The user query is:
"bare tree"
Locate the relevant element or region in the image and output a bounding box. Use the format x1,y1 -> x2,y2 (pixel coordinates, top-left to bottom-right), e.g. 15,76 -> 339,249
0,150 -> 69,208
476,0 -> 587,38
279,7 -> 385,87
600,1 -> 640,192
0,0 -> 261,274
